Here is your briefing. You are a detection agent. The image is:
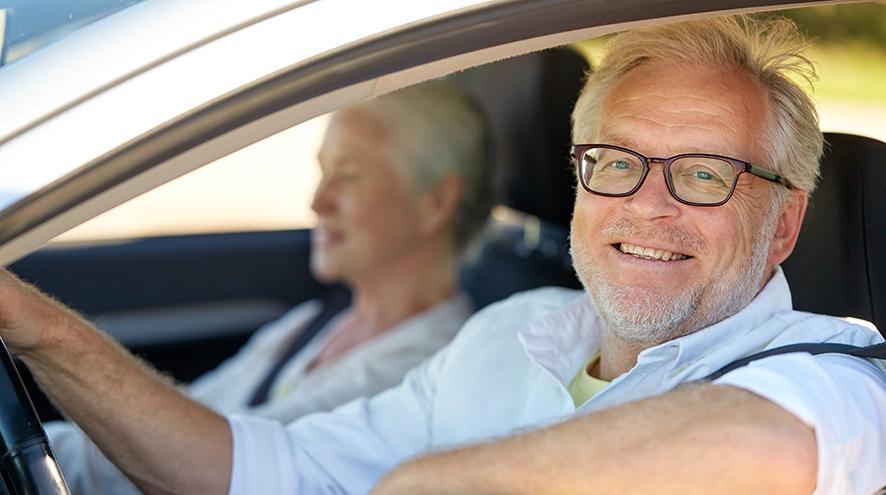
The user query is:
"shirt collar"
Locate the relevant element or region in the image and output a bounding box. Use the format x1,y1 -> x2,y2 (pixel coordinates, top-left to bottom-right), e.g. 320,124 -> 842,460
517,294 -> 601,385
517,267 -> 793,386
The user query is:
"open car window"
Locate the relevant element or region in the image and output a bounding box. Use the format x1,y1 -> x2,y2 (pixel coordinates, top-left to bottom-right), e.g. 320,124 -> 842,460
0,0 -> 147,68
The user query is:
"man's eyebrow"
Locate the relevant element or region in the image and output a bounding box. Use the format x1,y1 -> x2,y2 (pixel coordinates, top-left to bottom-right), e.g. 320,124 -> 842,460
597,135 -> 746,159
598,135 -> 641,150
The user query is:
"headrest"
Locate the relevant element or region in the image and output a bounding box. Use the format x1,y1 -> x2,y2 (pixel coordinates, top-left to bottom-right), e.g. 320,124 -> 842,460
452,48 -> 590,225
782,132 -> 886,333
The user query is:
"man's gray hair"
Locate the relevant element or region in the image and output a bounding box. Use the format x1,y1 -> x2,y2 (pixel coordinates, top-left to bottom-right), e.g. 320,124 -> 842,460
360,80 -> 492,255
572,15 -> 823,194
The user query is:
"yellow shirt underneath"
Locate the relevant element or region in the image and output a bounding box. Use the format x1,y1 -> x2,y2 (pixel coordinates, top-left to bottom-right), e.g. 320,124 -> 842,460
568,352 -> 611,406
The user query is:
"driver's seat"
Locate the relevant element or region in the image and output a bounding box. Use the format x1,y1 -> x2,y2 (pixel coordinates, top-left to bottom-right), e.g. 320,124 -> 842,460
782,132 -> 886,334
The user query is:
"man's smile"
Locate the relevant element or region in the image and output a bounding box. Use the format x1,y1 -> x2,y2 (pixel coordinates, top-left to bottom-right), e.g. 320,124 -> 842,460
612,242 -> 693,262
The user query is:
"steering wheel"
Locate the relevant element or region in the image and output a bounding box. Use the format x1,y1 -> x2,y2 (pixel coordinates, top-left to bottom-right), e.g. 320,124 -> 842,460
0,338 -> 70,494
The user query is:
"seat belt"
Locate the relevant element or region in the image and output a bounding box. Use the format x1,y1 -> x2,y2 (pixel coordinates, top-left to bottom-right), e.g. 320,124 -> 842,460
248,285 -> 351,406
705,341 -> 886,381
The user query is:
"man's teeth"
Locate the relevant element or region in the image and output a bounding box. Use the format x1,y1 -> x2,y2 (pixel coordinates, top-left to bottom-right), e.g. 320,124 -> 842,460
618,243 -> 688,261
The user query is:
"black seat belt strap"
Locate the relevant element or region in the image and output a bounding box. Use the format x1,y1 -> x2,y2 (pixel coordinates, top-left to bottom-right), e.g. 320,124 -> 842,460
248,285 -> 351,406
705,341 -> 886,381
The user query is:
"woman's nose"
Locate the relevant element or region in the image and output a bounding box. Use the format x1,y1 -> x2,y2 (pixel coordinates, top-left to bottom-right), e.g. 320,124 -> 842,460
310,178 -> 336,214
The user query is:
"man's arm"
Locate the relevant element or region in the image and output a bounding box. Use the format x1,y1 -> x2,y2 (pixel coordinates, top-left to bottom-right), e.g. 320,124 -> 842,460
374,384 -> 817,495
0,270 -> 231,495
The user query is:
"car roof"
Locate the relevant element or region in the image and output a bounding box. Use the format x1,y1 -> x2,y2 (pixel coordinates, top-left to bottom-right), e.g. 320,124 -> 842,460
0,0 -> 850,265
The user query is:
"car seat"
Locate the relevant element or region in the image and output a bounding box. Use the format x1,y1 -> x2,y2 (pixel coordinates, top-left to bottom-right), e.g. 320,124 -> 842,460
782,132 -> 886,334
455,47 -> 588,309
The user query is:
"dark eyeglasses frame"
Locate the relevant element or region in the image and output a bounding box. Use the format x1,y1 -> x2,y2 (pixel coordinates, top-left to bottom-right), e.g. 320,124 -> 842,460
570,143 -> 794,207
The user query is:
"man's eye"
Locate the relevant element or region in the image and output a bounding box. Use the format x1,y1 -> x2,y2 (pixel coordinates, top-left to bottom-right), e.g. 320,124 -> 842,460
683,167 -> 725,183
693,170 -> 714,180
608,160 -> 631,170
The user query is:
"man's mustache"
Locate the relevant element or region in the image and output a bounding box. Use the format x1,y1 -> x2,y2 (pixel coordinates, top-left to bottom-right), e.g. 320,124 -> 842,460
600,218 -> 709,256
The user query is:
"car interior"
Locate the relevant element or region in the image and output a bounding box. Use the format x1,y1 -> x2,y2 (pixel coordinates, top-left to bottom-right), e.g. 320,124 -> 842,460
7,44 -> 886,423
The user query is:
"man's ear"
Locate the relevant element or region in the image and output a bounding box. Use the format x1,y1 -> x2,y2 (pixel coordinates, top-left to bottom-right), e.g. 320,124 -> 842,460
767,188 -> 808,267
418,175 -> 464,237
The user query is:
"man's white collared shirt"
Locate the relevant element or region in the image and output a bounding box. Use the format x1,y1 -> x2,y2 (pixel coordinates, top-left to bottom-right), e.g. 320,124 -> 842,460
228,268 -> 886,494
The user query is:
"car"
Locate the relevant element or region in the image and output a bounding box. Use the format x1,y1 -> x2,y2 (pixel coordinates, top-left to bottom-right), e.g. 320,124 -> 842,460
0,0 -> 883,493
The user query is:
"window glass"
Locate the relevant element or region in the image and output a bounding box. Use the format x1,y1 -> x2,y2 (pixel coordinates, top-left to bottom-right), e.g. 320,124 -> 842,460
0,0 -> 146,67
54,116 -> 327,243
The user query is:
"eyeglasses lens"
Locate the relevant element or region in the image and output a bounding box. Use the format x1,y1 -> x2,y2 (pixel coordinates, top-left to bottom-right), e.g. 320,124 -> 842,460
670,157 -> 735,204
581,148 -> 644,195
580,148 -> 736,205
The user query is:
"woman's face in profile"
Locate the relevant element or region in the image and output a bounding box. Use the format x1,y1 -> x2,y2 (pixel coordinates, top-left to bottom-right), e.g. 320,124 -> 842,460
309,107 -> 430,285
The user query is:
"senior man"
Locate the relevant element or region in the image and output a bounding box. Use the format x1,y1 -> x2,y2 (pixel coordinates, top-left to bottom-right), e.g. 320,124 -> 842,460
0,15 -> 884,495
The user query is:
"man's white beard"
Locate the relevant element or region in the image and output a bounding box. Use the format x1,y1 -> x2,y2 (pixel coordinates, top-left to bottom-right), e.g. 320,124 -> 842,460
571,214 -> 776,346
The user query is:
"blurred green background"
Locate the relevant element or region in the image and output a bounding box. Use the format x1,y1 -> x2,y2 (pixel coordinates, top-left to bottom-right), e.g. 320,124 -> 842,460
775,2 -> 886,102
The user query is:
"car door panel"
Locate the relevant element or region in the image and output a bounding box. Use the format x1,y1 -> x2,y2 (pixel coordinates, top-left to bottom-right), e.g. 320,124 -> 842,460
8,228 -> 324,421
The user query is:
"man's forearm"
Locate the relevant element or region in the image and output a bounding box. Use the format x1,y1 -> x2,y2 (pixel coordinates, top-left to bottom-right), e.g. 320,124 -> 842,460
19,306 -> 231,495
375,384 -> 816,495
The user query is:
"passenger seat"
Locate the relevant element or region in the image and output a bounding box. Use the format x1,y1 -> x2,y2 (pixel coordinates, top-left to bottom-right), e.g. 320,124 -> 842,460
455,48 -> 588,308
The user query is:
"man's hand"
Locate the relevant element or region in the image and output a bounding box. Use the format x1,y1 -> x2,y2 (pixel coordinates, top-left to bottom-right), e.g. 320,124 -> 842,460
0,269 -> 233,495
0,269 -> 75,353
374,384 -> 817,495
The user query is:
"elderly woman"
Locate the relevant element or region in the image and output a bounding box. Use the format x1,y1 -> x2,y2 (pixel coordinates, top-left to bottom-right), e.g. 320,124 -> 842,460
45,79 -> 492,494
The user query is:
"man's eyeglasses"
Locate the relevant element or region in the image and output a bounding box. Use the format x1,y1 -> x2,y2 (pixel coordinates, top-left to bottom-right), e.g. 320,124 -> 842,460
570,144 -> 793,207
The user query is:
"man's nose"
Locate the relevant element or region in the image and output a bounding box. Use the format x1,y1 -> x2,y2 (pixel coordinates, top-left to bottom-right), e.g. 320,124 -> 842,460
622,163 -> 681,219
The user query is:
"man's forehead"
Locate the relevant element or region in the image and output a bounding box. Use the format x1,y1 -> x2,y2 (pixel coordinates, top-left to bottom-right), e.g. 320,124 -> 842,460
591,63 -> 767,161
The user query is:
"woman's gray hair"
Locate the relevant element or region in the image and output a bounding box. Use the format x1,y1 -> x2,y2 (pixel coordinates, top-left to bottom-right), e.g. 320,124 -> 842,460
360,80 -> 493,255
572,15 -> 823,195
